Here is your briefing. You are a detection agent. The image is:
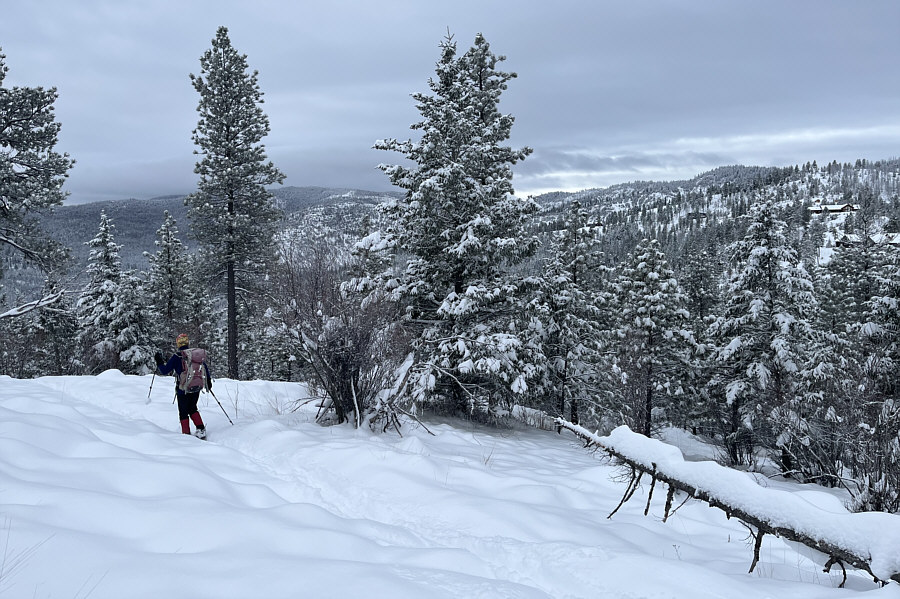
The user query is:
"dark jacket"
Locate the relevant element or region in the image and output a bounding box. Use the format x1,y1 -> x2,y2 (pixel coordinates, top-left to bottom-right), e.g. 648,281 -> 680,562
158,351 -> 211,397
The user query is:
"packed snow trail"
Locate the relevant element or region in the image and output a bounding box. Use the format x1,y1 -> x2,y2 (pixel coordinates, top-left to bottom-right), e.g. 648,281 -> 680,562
0,372 -> 896,598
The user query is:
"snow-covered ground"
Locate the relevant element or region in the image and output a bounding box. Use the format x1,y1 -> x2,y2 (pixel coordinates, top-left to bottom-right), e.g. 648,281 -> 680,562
1,372 -> 898,599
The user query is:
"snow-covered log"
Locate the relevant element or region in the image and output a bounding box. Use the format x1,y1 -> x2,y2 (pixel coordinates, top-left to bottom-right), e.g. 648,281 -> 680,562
557,419 -> 900,585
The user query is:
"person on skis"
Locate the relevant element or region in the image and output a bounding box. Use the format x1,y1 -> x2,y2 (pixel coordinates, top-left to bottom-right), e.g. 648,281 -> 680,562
154,333 -> 212,439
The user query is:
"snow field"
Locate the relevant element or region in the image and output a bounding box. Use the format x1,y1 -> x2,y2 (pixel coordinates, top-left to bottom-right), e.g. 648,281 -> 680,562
0,372 -> 897,598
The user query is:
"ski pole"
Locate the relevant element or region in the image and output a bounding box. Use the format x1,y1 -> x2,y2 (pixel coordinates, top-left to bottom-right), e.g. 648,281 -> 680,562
146,371 -> 156,405
208,388 -> 234,425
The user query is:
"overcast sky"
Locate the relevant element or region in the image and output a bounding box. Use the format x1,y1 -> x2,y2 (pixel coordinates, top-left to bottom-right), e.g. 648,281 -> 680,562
3,1 -> 899,204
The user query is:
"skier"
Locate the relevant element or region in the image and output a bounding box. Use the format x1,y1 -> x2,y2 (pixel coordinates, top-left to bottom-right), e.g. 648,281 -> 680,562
154,333 -> 211,439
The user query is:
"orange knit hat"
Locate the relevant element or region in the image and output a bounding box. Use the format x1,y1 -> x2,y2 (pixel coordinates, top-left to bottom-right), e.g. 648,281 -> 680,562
175,333 -> 189,349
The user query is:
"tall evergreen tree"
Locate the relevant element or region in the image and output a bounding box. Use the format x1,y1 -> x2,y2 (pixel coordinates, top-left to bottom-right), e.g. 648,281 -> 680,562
530,201 -> 610,427
679,236 -> 723,331
111,273 -> 156,374
707,198 -> 816,465
790,259 -> 861,487
375,33 -> 537,416
851,246 -> 900,511
188,26 -> 284,379
831,230 -> 887,331
76,212 -> 123,372
145,211 -> 212,346
613,238 -> 694,437
0,47 -> 73,317
75,213 -> 159,375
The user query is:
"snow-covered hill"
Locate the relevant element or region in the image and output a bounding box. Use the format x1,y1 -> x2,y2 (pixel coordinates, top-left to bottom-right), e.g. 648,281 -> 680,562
0,373 -> 896,598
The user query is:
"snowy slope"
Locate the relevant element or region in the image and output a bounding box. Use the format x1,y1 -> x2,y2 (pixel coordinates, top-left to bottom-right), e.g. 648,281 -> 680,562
0,372 -> 898,599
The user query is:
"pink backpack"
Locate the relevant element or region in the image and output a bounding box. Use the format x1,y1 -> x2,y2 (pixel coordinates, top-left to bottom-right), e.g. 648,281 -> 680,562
179,348 -> 208,392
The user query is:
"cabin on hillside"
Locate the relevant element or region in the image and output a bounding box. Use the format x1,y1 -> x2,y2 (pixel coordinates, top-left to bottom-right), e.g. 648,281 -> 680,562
834,232 -> 900,248
808,202 -> 860,214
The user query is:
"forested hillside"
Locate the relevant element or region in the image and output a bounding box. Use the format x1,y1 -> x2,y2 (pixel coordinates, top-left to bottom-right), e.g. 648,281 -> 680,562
4,155 -> 900,513
0,186 -> 398,296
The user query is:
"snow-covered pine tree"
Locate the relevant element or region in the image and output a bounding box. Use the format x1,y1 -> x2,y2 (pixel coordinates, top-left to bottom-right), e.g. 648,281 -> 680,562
76,212 -> 123,372
145,211 -> 212,347
612,238 -> 694,437
830,224 -> 887,331
0,47 -> 74,317
852,243 -> 900,511
110,272 -> 156,374
679,239 -> 722,330
706,198 -> 816,466
798,215 -> 827,271
529,201 -> 610,427
374,33 -> 538,417
187,26 -> 285,379
796,198 -> 894,492
74,213 -> 155,374
792,258 -> 861,487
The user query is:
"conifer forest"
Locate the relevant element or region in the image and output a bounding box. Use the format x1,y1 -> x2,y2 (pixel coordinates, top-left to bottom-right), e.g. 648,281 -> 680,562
3,28 -> 900,518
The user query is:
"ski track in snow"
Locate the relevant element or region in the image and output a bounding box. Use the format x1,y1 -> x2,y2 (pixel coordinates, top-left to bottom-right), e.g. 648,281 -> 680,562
0,372 -> 898,599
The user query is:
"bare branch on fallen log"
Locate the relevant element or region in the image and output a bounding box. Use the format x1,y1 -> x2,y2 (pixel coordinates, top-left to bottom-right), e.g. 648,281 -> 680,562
825,557 -> 848,588
749,528 -> 764,574
608,467 -> 642,519
663,485 -> 675,523
644,469 -> 657,516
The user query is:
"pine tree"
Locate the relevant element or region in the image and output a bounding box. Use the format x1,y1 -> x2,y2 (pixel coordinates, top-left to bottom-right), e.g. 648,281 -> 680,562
111,273 -> 155,374
74,214 -> 154,375
145,211 -> 209,346
0,47 -> 74,317
613,238 -> 694,437
790,259 -> 861,487
76,212 -> 123,372
530,201 -> 610,427
188,26 -> 285,379
851,246 -> 900,511
680,236 -> 723,331
831,221 -> 887,330
374,33 -> 537,416
707,198 -> 816,466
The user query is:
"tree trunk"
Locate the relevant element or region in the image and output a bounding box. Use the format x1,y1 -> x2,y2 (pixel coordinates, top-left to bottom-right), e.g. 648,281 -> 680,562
226,259 -> 238,379
556,356 -> 567,433
727,400 -> 741,465
643,360 -> 653,437
570,391 -> 579,426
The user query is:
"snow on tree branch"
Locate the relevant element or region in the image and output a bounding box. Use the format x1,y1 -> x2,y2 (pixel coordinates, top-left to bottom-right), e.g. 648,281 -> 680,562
0,291 -> 64,319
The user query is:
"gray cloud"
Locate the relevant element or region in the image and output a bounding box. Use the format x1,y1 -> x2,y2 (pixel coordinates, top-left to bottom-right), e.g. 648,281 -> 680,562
521,148 -> 731,177
2,0 -> 898,203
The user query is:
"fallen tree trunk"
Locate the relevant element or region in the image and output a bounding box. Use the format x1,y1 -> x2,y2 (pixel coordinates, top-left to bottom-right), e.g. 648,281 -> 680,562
556,419 -> 900,586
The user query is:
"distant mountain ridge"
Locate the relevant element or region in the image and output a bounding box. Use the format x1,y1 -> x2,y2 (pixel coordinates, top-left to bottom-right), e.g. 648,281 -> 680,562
41,186 -> 401,273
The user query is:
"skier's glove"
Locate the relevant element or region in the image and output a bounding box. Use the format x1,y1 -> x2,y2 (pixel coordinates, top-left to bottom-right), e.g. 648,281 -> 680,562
154,352 -> 164,368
